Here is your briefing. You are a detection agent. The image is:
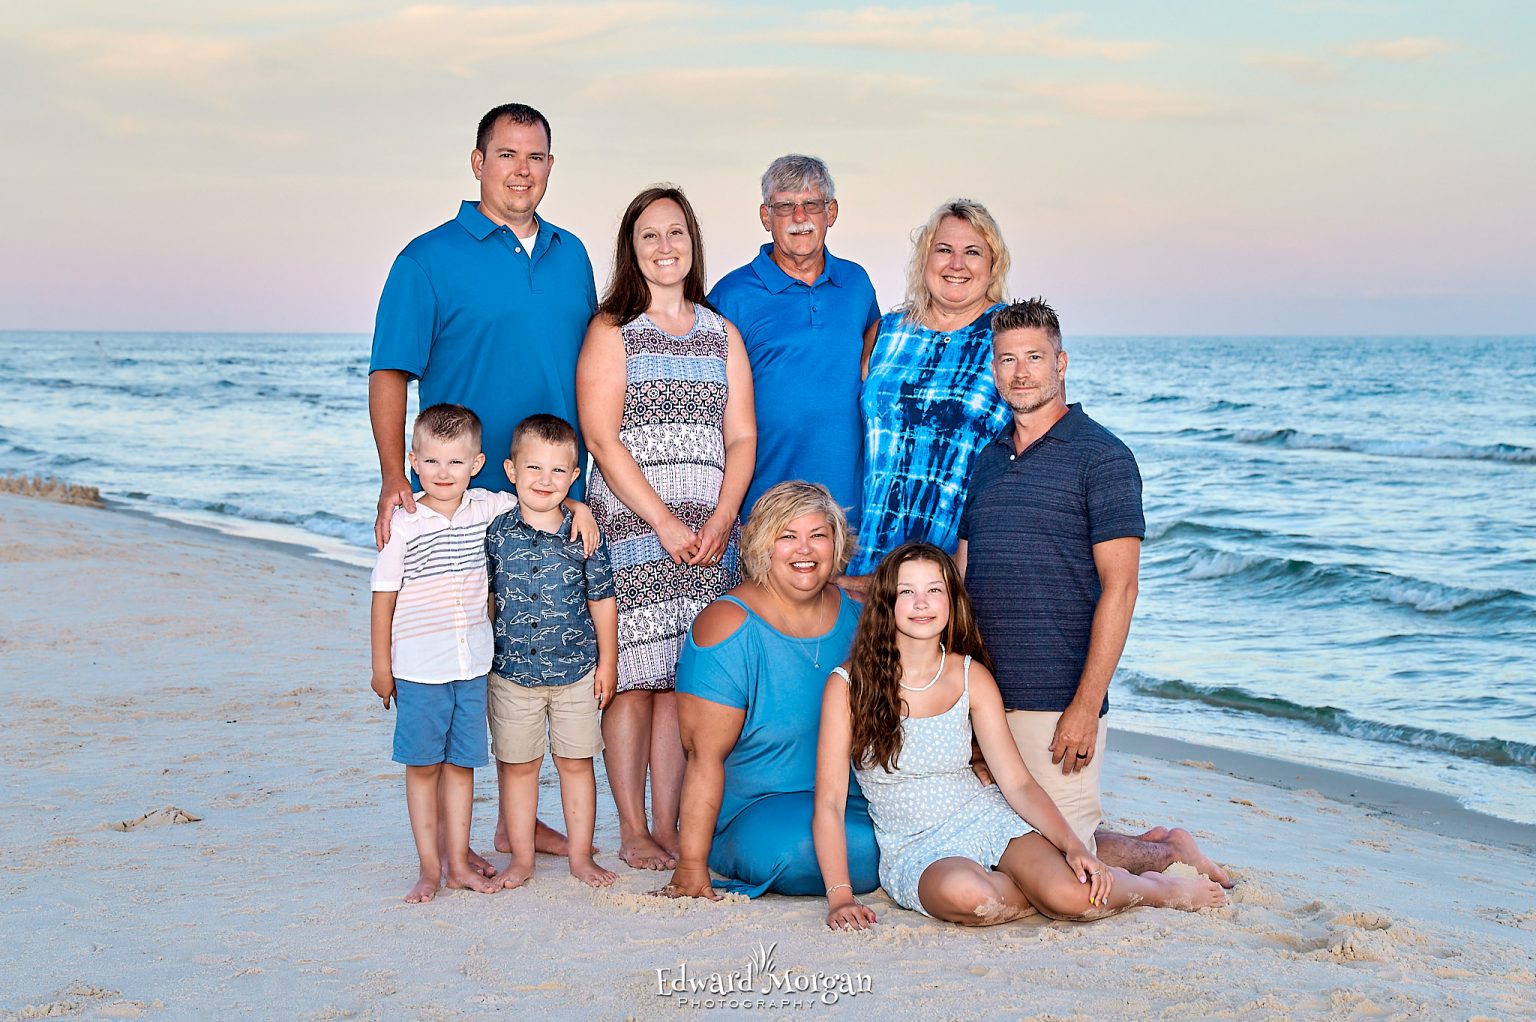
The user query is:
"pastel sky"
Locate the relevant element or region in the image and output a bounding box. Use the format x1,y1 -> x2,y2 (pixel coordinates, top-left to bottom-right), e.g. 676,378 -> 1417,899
3,1 -> 1532,334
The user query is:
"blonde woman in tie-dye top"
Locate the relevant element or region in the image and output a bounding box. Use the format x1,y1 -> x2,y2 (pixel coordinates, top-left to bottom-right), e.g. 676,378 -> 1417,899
846,200 -> 1013,580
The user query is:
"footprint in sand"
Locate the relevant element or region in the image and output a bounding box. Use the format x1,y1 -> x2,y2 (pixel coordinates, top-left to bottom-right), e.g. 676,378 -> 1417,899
106,806 -> 202,831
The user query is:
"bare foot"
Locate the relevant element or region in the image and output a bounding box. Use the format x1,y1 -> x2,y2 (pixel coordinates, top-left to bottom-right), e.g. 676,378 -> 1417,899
1141,869 -> 1228,911
619,834 -> 677,870
570,857 -> 617,888
444,863 -> 499,895
650,825 -> 681,861
1161,827 -> 1233,888
404,873 -> 439,904
492,859 -> 535,891
465,846 -> 497,878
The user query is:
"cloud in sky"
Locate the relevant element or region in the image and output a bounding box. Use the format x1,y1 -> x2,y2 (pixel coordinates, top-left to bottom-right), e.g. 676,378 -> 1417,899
1342,36 -> 1451,61
0,3 -> 1529,334
792,4 -> 1160,59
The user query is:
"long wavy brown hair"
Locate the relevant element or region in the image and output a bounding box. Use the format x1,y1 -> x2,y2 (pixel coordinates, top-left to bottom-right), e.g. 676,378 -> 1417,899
847,542 -> 993,772
597,185 -> 711,326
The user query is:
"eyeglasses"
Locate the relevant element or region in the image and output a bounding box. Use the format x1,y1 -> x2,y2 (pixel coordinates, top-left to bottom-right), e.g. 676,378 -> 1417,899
765,199 -> 832,217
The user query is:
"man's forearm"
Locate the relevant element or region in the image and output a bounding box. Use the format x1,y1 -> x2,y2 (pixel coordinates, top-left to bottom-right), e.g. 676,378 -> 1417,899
1072,583 -> 1136,709
368,370 -> 411,480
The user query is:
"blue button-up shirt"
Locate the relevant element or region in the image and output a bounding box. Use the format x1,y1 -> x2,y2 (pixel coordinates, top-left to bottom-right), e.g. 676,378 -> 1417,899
486,505 -> 616,687
709,244 -> 879,526
370,201 -> 597,496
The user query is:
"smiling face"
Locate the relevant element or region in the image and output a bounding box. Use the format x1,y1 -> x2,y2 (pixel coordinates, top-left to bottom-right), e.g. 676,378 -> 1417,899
505,436 -> 580,517
992,325 -> 1067,415
765,511 -> 837,598
922,215 -> 994,317
633,197 -> 693,289
760,186 -> 837,262
892,557 -> 951,642
408,431 -> 485,514
471,115 -> 552,229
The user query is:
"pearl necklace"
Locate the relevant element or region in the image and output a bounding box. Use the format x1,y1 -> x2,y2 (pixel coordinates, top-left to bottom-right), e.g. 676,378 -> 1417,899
898,644 -> 947,692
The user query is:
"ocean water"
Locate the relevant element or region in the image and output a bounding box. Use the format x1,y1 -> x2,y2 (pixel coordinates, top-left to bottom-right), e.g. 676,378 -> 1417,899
3,331 -> 1533,824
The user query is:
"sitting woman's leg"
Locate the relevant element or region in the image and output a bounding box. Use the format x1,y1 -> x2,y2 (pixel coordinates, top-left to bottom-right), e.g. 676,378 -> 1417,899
916,857 -> 1035,925
712,792 -> 879,897
996,833 -> 1227,921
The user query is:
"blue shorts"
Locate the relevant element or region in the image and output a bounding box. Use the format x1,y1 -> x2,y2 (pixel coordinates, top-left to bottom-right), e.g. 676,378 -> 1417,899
392,676 -> 489,768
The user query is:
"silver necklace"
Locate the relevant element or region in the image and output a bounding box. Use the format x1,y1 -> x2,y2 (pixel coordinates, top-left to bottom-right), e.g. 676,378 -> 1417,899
899,644 -> 947,692
770,588 -> 831,668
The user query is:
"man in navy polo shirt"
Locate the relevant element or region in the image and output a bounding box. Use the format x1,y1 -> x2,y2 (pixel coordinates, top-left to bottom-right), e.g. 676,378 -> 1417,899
708,154 -> 879,526
368,102 -> 596,861
957,298 -> 1231,886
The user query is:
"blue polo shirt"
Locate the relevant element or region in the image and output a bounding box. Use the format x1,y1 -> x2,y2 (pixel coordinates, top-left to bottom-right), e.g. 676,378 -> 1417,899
958,404 -> 1144,714
370,201 -> 597,496
708,244 -> 878,526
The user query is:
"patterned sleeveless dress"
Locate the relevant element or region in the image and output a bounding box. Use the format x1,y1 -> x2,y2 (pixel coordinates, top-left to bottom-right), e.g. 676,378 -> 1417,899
588,305 -> 742,691
835,656 -> 1031,915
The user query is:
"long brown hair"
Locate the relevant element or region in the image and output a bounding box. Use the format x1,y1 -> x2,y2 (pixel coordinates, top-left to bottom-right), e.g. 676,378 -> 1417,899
847,542 -> 993,772
597,185 -> 710,325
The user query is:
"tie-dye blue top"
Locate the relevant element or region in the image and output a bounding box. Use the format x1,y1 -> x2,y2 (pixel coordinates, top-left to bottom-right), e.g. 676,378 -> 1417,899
848,305 -> 1010,575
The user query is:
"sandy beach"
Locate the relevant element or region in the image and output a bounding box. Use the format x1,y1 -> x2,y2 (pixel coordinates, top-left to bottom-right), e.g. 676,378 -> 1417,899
2,490 -> 1533,1021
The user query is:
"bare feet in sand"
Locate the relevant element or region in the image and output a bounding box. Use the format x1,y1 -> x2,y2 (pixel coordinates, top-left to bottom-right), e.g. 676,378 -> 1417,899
570,857 -> 618,888
492,859 -> 535,891
1140,869 -> 1228,911
465,847 -> 498,878
1138,826 -> 1234,888
618,833 -> 677,870
405,873 -> 439,904
494,818 -> 597,857
651,825 -> 681,862
444,863 -> 500,895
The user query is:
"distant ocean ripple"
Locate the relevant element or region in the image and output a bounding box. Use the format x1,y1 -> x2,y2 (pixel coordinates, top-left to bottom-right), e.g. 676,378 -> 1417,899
3,331 -> 1533,823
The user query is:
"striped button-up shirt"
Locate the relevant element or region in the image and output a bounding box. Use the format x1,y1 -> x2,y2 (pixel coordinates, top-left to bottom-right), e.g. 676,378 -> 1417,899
370,488 -> 515,683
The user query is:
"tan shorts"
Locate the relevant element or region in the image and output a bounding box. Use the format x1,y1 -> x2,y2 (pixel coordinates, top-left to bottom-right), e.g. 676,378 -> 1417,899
1005,710 -> 1109,854
487,670 -> 604,764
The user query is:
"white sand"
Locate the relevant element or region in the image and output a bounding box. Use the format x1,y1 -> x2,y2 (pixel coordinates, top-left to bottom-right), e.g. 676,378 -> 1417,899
2,492 -> 1534,1021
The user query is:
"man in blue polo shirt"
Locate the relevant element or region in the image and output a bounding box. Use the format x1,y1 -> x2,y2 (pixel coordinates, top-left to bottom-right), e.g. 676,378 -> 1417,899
369,101 -> 597,546
708,154 -> 879,526
369,102 -> 596,861
957,298 -> 1231,887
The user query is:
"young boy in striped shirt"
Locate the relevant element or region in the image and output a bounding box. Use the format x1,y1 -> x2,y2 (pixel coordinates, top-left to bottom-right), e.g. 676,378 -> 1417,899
367,403 -> 516,903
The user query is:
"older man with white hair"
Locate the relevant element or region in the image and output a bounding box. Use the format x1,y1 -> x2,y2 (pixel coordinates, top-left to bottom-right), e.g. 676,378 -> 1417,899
709,155 -> 880,527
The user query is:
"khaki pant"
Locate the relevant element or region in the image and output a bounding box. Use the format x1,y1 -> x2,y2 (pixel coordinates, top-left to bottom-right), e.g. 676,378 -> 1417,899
1004,710 -> 1109,853
487,670 -> 604,763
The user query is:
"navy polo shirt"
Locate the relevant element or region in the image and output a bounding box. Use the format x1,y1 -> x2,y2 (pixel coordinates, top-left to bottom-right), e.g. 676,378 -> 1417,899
959,404 -> 1144,714
370,201 -> 597,496
709,244 -> 879,526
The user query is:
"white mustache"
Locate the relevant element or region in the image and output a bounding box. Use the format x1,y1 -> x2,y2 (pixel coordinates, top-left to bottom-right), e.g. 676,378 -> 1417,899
786,222 -> 816,236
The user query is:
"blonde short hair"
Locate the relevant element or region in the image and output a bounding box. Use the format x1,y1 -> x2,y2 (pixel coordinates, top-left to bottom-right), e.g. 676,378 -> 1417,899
740,481 -> 854,582
900,199 -> 1011,325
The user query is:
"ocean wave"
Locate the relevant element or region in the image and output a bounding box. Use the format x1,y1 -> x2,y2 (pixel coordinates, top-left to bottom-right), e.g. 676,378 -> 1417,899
1229,428 -> 1535,465
1201,399 -> 1252,413
1175,546 -> 1530,615
127,493 -> 374,549
1121,672 -> 1536,769
1144,520 -> 1278,544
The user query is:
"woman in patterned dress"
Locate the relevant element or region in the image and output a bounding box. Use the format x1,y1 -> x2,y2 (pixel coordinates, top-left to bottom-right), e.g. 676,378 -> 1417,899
577,186 -> 756,870
814,543 -> 1227,929
843,200 -> 1014,588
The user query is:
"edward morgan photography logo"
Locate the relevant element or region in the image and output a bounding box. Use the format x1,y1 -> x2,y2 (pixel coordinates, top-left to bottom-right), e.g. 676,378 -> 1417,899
654,941 -> 873,1009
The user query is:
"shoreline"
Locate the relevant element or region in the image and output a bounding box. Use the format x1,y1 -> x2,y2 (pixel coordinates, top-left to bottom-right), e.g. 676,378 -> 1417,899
82,491 -> 1536,845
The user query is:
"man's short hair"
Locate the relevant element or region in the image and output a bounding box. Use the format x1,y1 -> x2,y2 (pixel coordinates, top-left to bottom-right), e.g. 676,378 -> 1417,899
413,403 -> 482,449
476,103 -> 552,154
992,298 -> 1063,352
510,413 -> 578,460
760,154 -> 836,204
